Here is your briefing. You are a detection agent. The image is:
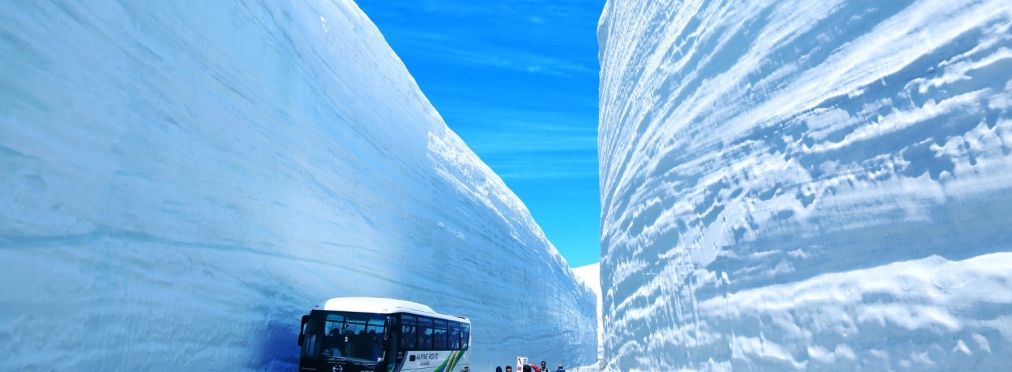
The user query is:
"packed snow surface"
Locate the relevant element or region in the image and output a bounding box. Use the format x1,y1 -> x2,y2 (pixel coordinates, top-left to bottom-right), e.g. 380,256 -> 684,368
0,0 -> 596,370
598,0 -> 1012,370
572,263 -> 604,361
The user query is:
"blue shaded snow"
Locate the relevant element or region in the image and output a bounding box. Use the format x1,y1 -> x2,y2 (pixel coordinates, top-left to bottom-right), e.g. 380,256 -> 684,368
0,1 -> 596,370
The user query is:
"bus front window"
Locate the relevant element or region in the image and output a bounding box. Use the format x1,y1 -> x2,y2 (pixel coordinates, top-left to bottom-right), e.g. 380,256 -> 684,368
302,311 -> 387,364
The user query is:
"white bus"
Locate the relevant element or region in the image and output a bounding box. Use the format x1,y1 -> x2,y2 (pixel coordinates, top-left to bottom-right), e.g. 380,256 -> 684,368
299,297 -> 471,372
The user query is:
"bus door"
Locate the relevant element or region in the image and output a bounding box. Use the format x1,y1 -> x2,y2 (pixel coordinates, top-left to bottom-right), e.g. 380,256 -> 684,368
384,315 -> 399,372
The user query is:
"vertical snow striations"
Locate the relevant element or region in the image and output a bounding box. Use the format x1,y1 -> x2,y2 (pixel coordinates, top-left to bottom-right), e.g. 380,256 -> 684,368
0,0 -> 596,370
599,0 -> 1012,371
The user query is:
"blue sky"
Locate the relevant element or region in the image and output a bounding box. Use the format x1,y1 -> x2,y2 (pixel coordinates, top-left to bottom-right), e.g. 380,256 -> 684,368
354,0 -> 606,267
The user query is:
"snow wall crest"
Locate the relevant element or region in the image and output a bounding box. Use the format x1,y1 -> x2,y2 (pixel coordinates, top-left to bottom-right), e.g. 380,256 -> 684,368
0,0 -> 596,370
599,0 -> 1012,370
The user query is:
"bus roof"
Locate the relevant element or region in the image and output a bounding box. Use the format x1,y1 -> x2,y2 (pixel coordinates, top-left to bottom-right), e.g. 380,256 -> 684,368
316,297 -> 470,323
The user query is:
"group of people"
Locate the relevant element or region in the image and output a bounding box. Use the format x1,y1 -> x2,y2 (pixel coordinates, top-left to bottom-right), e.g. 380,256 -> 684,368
494,361 -> 566,372
322,326 -> 382,360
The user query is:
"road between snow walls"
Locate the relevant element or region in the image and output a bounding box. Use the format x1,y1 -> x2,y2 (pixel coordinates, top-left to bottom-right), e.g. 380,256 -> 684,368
0,1 -> 596,370
599,0 -> 1012,371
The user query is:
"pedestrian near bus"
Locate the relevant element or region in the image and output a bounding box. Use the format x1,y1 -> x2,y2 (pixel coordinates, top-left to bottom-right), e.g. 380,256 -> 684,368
540,361 -> 548,372
556,364 -> 566,372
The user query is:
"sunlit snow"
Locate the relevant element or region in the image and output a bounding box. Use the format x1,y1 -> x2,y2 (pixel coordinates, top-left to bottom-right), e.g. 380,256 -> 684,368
572,263 -> 603,362
599,0 -> 1012,370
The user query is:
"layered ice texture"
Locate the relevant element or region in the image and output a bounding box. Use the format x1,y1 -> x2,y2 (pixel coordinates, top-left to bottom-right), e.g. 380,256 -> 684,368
0,1 -> 596,370
598,0 -> 1012,370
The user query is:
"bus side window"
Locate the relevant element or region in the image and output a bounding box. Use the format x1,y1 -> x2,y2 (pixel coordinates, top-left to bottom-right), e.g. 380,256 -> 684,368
433,319 -> 447,350
448,322 -> 460,349
461,324 -> 470,350
400,315 -> 417,349
418,317 -> 433,350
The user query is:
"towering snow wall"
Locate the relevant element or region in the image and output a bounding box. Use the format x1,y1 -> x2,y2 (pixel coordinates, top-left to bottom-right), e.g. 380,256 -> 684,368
599,0 -> 1012,370
0,1 -> 597,370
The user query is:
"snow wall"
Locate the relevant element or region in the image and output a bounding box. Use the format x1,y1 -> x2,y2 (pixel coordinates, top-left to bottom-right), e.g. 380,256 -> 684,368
572,263 -> 604,363
598,0 -> 1012,370
0,1 -> 597,370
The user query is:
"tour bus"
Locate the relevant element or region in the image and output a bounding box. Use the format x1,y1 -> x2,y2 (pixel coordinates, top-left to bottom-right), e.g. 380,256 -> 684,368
299,297 -> 471,372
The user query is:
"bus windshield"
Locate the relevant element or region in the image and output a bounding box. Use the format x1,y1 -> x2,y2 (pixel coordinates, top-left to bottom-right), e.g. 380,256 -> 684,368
301,311 -> 387,364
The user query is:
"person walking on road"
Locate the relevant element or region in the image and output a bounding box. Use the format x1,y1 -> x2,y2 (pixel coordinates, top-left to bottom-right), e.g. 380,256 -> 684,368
540,361 -> 548,372
556,364 -> 566,372
496,367 -> 502,372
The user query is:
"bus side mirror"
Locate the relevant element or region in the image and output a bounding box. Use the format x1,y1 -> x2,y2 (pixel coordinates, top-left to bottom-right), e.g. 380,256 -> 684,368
298,315 -> 309,346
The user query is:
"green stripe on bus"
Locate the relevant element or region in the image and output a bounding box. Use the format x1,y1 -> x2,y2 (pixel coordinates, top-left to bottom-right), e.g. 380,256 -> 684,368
432,351 -> 452,372
448,350 -> 464,371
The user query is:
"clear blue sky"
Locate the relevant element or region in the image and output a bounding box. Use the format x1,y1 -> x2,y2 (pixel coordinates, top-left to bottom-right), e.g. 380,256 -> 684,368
354,0 -> 605,267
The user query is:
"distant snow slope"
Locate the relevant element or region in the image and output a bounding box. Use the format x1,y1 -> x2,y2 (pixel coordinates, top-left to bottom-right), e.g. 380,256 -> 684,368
0,0 -> 596,370
598,0 -> 1012,370
572,263 -> 603,361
